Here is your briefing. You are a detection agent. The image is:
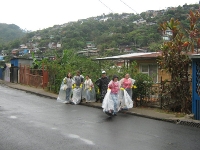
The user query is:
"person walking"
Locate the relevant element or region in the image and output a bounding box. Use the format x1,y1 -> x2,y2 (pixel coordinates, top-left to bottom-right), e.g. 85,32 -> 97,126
57,72 -> 74,103
84,75 -> 96,102
119,73 -> 135,110
63,72 -> 73,104
71,70 -> 84,104
102,75 -> 120,116
120,73 -> 135,98
95,71 -> 110,103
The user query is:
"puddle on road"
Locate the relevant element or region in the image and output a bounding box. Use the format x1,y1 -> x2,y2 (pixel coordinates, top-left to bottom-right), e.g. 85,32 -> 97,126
9,116 -> 17,119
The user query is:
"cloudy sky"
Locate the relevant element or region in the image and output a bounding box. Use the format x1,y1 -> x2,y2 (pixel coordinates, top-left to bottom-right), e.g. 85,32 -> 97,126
0,0 -> 198,31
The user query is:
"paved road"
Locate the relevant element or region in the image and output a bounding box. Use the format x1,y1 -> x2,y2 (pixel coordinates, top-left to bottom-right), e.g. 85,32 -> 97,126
0,85 -> 200,150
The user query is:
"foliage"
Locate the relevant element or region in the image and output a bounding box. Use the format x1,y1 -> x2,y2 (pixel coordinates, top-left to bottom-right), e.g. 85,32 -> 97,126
132,73 -> 154,102
158,11 -> 200,113
39,50 -> 101,93
0,23 -> 25,44
119,61 -> 154,102
1,4 -> 199,59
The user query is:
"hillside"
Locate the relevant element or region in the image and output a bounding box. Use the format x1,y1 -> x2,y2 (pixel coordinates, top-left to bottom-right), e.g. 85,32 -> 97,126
0,23 -> 25,43
1,3 -> 199,58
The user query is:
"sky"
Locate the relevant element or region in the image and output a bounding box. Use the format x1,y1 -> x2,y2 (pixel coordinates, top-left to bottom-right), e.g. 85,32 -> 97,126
0,0 -> 199,31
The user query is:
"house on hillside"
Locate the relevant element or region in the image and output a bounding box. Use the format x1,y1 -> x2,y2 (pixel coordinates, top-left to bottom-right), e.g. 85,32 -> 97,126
99,17 -> 112,22
11,49 -> 19,56
19,49 -> 30,56
133,19 -> 147,24
0,55 -> 4,61
86,41 -> 95,49
77,50 -> 99,57
118,45 -> 133,53
1,50 -> 8,56
78,41 -> 99,56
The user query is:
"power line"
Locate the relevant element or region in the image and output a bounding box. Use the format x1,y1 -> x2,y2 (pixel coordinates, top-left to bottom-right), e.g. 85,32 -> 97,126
98,0 -> 114,13
119,0 -> 143,19
119,0 -> 138,14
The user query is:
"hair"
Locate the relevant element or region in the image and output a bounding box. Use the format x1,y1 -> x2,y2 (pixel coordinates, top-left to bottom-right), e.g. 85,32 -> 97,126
67,72 -> 72,78
112,75 -> 118,81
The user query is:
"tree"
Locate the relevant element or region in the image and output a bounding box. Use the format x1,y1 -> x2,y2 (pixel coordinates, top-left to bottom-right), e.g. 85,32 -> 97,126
158,11 -> 200,113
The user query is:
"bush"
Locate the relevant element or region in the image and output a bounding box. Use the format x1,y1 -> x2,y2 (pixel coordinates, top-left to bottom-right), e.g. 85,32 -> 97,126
132,73 -> 154,102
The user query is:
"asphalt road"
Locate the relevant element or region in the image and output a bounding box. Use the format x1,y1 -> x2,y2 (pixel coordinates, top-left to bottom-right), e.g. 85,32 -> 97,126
0,85 -> 200,150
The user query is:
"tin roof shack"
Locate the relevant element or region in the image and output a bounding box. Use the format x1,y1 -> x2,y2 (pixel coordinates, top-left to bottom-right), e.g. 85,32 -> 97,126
94,52 -> 195,83
10,57 -> 33,67
10,58 -> 33,83
94,52 -> 170,83
19,49 -> 30,56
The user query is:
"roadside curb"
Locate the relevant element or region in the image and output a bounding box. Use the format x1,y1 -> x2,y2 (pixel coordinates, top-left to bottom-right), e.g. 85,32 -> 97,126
80,103 -> 177,124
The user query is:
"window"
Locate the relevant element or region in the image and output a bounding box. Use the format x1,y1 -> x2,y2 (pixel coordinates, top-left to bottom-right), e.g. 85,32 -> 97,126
140,64 -> 158,83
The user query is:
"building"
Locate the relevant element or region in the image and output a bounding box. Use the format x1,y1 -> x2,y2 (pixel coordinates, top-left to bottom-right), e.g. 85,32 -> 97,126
94,52 -> 169,83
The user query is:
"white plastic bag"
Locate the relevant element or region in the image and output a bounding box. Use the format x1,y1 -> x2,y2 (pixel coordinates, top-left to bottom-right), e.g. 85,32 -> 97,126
71,87 -> 83,104
102,90 -> 114,112
84,87 -> 96,102
124,90 -> 133,108
118,90 -> 133,110
61,84 -> 68,90
57,82 -> 67,103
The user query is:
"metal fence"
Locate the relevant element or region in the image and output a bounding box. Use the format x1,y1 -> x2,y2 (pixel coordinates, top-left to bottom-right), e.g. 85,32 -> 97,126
19,64 -> 48,88
135,83 -> 161,108
135,80 -> 192,110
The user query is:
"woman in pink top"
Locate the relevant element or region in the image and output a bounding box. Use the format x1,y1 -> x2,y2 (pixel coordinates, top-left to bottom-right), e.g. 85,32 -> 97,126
108,75 -> 120,115
120,74 -> 135,98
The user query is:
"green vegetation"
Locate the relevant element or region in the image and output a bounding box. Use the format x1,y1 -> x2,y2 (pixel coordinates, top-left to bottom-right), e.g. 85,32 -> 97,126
1,3 -> 199,58
1,4 -> 199,113
0,23 -> 25,49
158,10 -> 200,113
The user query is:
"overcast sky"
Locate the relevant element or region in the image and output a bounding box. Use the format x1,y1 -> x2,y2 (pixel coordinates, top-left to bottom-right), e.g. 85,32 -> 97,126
0,0 -> 198,31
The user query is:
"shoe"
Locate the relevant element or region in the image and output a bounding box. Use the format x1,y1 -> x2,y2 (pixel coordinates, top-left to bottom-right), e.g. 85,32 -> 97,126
109,109 -> 113,114
105,111 -> 112,117
121,107 -> 128,111
70,102 -> 75,105
112,112 -> 117,116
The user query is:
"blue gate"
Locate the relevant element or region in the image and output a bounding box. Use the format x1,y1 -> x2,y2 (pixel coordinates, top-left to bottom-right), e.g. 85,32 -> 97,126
192,58 -> 200,120
0,68 -> 3,79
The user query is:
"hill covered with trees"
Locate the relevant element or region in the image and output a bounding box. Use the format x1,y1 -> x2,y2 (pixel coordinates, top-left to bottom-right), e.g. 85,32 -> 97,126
1,3 -> 199,58
0,23 -> 25,44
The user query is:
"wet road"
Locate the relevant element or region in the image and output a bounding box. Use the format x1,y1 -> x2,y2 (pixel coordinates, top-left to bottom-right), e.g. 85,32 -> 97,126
0,85 -> 200,150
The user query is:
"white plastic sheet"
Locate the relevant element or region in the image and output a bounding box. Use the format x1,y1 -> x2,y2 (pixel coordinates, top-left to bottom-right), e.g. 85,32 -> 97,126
57,82 -> 66,103
102,90 -> 114,112
71,87 -> 83,104
84,88 -> 96,102
61,84 -> 68,90
119,90 -> 133,110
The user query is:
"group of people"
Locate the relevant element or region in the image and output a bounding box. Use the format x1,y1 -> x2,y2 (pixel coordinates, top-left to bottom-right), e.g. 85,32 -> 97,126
57,70 -> 95,105
57,70 -> 135,116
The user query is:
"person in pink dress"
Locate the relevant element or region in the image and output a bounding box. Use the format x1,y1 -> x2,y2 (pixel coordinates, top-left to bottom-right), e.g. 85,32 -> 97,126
120,73 -> 135,99
107,75 -> 120,116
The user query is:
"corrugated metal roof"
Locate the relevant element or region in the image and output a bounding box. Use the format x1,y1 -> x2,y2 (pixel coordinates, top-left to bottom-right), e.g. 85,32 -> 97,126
94,52 -> 161,60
